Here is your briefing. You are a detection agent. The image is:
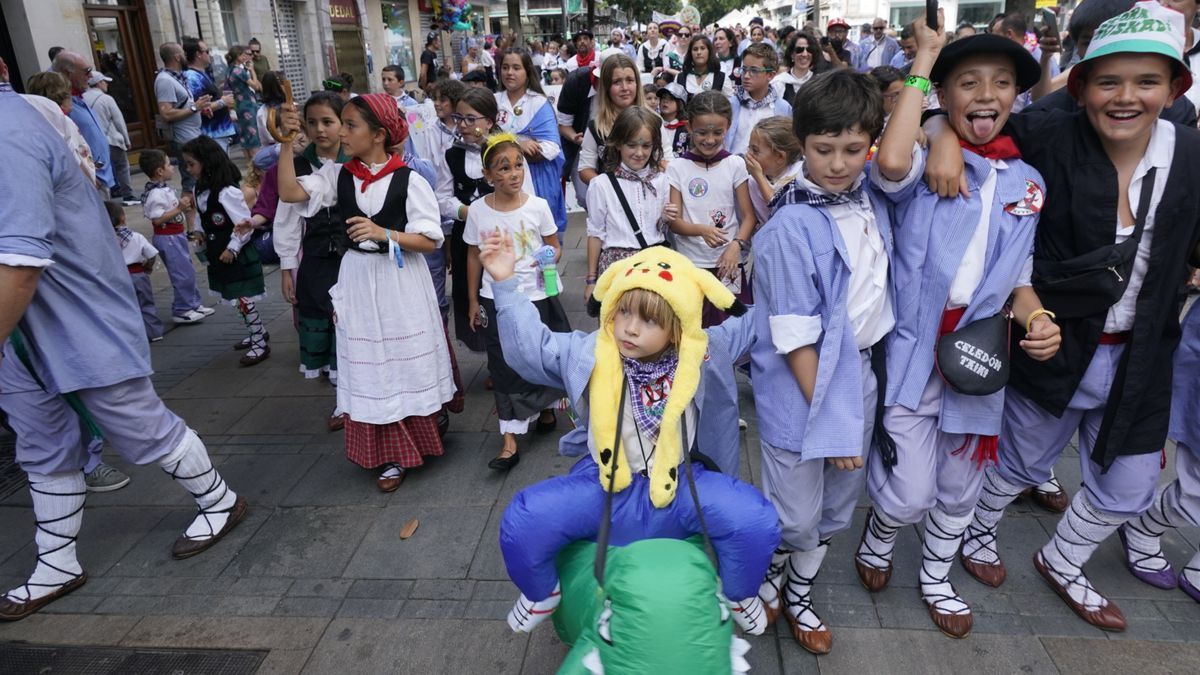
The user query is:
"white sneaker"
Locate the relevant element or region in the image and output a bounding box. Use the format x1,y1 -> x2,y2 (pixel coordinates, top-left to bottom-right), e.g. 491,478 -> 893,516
173,309 -> 206,324
194,305 -> 216,316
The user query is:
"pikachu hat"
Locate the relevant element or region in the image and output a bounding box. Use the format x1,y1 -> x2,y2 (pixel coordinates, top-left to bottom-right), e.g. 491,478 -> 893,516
587,247 -> 747,507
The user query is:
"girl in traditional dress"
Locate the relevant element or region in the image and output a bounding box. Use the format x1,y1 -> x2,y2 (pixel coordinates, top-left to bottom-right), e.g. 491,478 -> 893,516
494,48 -> 567,234
277,94 -> 460,492
675,35 -> 734,100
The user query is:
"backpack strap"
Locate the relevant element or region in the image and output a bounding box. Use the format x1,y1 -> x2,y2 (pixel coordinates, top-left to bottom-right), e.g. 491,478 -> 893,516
606,173 -> 650,249
712,70 -> 726,93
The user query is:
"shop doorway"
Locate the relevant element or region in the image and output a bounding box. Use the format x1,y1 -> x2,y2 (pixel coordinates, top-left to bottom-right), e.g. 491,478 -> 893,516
84,2 -> 159,150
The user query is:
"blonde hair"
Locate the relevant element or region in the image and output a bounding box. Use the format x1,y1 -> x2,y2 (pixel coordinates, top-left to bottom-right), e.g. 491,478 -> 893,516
611,288 -> 682,348
595,54 -> 645,138
753,116 -> 803,165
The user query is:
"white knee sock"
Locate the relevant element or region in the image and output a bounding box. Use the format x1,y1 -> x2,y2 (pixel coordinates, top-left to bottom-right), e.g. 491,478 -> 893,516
729,595 -> 768,635
857,508 -> 901,570
1183,553 -> 1200,589
962,468 -> 1025,564
784,542 -> 829,631
757,547 -> 790,611
1040,492 -> 1122,610
921,508 -> 972,616
239,299 -> 267,358
5,472 -> 86,602
1123,483 -> 1183,573
507,583 -> 561,633
159,428 -> 238,539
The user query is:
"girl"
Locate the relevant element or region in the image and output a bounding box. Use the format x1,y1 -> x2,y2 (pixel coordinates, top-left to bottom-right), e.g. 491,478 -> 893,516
712,27 -> 741,85
657,83 -> 689,160
256,71 -> 287,150
495,48 -> 567,234
667,91 -> 755,327
542,40 -> 563,74
744,116 -> 803,226
463,133 -> 568,471
772,32 -> 827,104
181,136 -> 269,366
435,88 -> 535,352
585,106 -> 678,295
577,54 -> 644,192
637,22 -> 673,81
675,35 -> 734,99
276,94 -> 460,492
225,44 -> 261,163
273,92 -> 351,401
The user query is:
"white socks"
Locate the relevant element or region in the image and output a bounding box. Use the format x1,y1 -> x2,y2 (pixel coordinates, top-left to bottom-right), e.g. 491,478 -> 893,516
783,543 -> 829,632
379,464 -> 405,480
239,300 -> 267,358
1123,485 -> 1182,574
962,468 -> 1025,565
1040,492 -> 1122,611
5,472 -> 86,602
729,595 -> 768,635
920,509 -> 972,616
159,428 -> 238,540
857,508 -> 901,571
507,583 -> 561,632
757,547 -> 790,614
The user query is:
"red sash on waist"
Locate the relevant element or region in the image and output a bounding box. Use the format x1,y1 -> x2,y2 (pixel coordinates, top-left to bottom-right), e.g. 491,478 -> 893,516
939,307 -> 967,337
127,263 -> 146,274
1099,331 -> 1130,345
154,223 -> 186,236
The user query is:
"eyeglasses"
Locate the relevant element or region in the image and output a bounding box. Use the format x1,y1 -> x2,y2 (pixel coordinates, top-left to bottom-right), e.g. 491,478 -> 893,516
741,66 -> 771,76
451,113 -> 487,125
251,49 -> 261,55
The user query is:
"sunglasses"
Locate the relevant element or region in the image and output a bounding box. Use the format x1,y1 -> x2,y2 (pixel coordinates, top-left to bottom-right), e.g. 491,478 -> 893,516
251,49 -> 261,55
795,45 -> 817,54
678,32 -> 691,38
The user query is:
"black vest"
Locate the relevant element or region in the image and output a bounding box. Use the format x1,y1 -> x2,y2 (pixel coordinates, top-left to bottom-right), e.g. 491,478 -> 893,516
587,121 -> 606,171
675,70 -> 726,101
295,157 -> 344,258
201,186 -> 261,285
446,146 -> 494,217
666,124 -> 689,157
641,43 -> 665,72
335,165 -> 411,254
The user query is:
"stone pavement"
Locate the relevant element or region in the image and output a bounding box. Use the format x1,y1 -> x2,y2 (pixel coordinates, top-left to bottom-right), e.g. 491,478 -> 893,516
1,204 -> 1199,674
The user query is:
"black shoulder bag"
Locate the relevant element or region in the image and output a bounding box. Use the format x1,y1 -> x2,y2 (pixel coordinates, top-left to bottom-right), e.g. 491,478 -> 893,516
1031,167 -> 1157,319
606,173 -> 656,250
936,306 -> 1012,396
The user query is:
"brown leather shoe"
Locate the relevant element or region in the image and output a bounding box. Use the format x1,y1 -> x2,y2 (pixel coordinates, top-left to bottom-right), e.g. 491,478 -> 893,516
0,573 -> 88,621
171,496 -> 248,559
1030,477 -> 1070,513
1033,551 -> 1126,631
960,550 -> 1007,588
327,414 -> 346,432
854,510 -> 892,592
782,608 -> 832,655
377,468 -> 406,493
761,593 -> 781,627
926,598 -> 973,639
238,345 -> 271,367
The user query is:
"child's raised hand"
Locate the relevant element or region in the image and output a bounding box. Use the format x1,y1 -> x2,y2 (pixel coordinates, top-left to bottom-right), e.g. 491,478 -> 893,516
280,107 -> 303,135
179,194 -> 194,211
744,153 -> 765,181
478,229 -> 516,282
913,9 -> 946,55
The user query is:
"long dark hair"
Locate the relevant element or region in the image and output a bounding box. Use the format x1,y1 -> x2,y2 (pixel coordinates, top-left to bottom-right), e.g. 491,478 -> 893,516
499,48 -> 545,95
260,70 -> 287,105
181,136 -> 242,195
304,90 -> 344,118
786,32 -> 833,75
682,35 -> 718,76
602,106 -> 664,173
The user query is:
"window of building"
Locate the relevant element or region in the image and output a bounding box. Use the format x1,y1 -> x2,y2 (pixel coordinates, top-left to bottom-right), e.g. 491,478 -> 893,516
959,0 -> 1005,29
382,1 -> 417,88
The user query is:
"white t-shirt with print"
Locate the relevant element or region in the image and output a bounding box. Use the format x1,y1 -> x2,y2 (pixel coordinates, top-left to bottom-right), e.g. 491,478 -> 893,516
667,155 -> 750,267
463,194 -> 559,300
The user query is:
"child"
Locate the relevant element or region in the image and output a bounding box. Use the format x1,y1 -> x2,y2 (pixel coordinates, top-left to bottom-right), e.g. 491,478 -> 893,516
481,241 -> 778,636
657,82 -> 689,160
726,43 -> 792,155
861,19 -> 1055,637
744,116 -> 803,226
749,69 -> 896,655
181,136 -> 271,366
548,67 -> 566,85
382,64 -> 417,109
277,94 -> 460,492
138,149 -> 213,325
868,65 -> 904,124
667,91 -> 755,327
642,83 -> 659,110
107,200 -> 163,342
463,132 -> 568,470
926,3 -> 1200,631
585,107 -> 679,292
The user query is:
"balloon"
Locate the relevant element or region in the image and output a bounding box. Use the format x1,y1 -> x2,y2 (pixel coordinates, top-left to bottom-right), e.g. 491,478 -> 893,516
452,21 -> 472,31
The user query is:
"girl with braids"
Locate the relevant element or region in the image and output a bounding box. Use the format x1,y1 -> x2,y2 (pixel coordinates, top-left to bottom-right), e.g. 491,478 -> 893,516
463,132 -> 568,471
435,87 -> 535,353
276,93 -> 462,493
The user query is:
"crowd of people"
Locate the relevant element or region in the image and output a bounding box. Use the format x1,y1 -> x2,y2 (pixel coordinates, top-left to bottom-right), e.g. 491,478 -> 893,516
1,3 -> 1199,669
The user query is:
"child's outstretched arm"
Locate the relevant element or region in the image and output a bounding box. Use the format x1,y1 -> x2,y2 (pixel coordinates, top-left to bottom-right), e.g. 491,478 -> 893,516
480,230 -> 575,389
275,108 -> 311,204
875,11 -> 944,183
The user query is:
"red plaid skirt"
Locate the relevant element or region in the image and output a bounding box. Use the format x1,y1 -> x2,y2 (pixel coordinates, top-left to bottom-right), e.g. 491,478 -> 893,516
345,415 -> 444,470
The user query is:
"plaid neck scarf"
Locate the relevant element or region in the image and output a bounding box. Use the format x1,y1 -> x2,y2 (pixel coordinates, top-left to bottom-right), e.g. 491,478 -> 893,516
768,176 -> 864,214
115,226 -> 133,246
736,85 -> 777,111
622,350 -> 678,445
0,83 -> 12,93
614,163 -> 658,197
140,181 -> 169,205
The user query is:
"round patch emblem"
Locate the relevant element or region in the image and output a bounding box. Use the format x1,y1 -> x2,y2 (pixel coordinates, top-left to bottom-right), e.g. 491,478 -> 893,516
1005,179 -> 1045,217
687,177 -> 709,198
496,110 -> 509,127
211,213 -> 227,226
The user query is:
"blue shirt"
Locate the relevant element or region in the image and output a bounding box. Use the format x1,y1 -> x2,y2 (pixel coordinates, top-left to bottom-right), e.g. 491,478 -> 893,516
0,89 -> 150,393
185,67 -> 236,140
68,94 -> 114,188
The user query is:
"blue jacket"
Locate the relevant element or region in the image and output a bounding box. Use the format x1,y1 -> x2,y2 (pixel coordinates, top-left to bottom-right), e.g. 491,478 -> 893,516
750,186 -> 895,457
492,276 -> 756,476
855,36 -> 901,72
68,95 -> 113,188
874,148 -> 1042,435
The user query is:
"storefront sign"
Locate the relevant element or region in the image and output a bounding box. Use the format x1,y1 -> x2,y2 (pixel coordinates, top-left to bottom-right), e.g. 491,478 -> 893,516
329,0 -> 360,25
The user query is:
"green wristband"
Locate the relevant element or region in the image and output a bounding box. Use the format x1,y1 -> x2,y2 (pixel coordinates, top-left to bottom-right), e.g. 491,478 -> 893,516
904,75 -> 931,95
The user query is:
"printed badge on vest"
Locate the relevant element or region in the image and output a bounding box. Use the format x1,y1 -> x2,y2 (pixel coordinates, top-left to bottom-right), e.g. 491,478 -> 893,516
1005,179 -> 1044,217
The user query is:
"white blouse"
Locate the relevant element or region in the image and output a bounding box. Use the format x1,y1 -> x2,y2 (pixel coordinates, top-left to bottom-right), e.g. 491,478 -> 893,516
586,166 -> 671,250
434,144 -> 536,221
494,90 -> 561,160
296,160 -> 443,246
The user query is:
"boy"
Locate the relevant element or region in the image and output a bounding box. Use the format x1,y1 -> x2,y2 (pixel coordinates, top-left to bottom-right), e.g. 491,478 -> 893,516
726,43 -> 792,154
929,2 -> 1200,630
548,67 -> 567,85
382,64 -> 418,109
861,18 -> 1054,639
424,77 -> 466,320
657,82 -> 689,159
107,200 -> 162,342
138,149 -> 213,324
750,69 -> 896,654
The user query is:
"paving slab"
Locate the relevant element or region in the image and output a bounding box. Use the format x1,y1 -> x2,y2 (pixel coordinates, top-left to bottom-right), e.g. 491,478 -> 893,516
119,615 -> 329,651
812,627 -> 1058,675
105,507 -> 270,578
0,613 -> 141,646
226,506 -> 376,578
302,618 -> 527,674
1041,636 -> 1200,673
341,505 -> 491,579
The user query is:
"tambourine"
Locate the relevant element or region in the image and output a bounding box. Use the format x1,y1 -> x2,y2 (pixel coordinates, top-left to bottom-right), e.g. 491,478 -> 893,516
265,77 -> 299,144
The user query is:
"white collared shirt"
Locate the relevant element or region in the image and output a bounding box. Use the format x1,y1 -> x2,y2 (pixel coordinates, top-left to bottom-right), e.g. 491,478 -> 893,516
1105,119 -> 1174,333
494,90 -> 560,160
947,158 -> 1006,308
586,164 -> 670,250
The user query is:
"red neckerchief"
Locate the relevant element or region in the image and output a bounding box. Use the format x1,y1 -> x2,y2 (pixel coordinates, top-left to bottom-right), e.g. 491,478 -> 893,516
664,119 -> 687,130
959,135 -> 1021,160
343,154 -> 406,193
576,48 -> 596,69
